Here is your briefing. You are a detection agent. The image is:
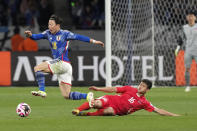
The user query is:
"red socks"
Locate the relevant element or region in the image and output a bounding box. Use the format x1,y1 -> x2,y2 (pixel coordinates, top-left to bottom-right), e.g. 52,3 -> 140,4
77,102 -> 105,116
87,109 -> 105,116
77,102 -> 90,111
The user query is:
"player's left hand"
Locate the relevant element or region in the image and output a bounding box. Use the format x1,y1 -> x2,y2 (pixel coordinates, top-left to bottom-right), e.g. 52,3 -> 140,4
175,45 -> 180,57
89,86 -> 99,91
94,41 -> 104,47
175,49 -> 179,56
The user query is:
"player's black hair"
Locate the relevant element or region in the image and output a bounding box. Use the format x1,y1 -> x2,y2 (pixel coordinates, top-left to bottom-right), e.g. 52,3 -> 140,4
49,14 -> 63,25
141,79 -> 152,89
186,10 -> 196,16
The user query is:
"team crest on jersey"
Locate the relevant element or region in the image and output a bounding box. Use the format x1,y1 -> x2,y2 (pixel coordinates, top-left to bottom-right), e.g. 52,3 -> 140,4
56,35 -> 61,41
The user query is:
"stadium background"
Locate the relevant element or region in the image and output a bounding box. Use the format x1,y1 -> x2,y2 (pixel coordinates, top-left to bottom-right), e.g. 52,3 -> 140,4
0,1 -> 196,131
0,0 -> 196,86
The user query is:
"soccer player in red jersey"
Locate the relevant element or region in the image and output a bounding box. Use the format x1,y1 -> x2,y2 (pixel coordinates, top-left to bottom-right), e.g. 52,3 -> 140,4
72,79 -> 180,116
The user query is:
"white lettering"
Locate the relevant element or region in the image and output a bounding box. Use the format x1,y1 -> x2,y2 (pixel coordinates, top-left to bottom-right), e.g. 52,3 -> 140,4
78,56 -> 99,81
142,56 -> 156,81
158,56 -> 173,81
128,97 -> 135,103
131,56 -> 140,81
13,56 -> 34,81
99,56 -> 124,81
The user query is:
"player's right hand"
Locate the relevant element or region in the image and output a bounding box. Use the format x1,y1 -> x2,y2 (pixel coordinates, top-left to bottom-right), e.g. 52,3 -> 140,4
89,86 -> 99,91
95,41 -> 104,47
24,30 -> 32,37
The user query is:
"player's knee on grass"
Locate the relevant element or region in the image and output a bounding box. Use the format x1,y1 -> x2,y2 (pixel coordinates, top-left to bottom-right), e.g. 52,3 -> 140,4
63,95 -> 70,99
103,107 -> 115,116
59,83 -> 71,99
94,100 -> 103,108
61,90 -> 70,99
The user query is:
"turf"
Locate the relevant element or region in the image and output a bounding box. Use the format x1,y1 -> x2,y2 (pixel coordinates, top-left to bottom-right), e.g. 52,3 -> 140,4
0,87 -> 196,131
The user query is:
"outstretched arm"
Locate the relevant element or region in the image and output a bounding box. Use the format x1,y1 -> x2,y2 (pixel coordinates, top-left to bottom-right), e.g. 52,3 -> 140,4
89,39 -> 104,47
89,86 -> 117,93
154,107 -> 180,116
24,30 -> 45,40
76,34 -> 104,47
67,32 -> 104,47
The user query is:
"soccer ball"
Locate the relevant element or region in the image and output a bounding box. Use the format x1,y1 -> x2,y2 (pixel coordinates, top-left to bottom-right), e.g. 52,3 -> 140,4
16,103 -> 31,117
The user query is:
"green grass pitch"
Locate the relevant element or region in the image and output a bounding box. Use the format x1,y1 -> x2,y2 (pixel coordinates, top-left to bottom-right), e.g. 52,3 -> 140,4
0,87 -> 196,131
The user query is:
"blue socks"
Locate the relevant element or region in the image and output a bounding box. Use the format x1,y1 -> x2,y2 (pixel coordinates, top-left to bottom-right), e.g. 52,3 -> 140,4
35,71 -> 86,100
35,71 -> 45,92
69,92 -> 87,100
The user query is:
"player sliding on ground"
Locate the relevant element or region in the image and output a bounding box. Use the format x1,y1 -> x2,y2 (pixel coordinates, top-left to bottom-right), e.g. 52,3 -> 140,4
24,14 -> 104,100
72,79 -> 180,116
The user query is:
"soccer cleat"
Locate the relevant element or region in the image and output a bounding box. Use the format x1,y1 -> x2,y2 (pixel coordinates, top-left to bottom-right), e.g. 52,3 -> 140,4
185,86 -> 191,92
72,109 -> 87,116
86,92 -> 94,108
31,90 -> 47,98
77,111 -> 88,116
72,109 -> 80,115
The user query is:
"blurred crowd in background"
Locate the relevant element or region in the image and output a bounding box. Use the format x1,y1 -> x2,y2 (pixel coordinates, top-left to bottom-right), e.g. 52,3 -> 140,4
69,0 -> 105,29
0,0 -> 104,51
0,0 -> 195,51
0,0 -> 104,30
0,0 -> 54,31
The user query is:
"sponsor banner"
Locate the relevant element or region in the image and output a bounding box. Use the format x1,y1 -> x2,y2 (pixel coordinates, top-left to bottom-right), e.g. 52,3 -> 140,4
111,53 -> 175,86
11,51 -> 182,86
11,51 -> 105,86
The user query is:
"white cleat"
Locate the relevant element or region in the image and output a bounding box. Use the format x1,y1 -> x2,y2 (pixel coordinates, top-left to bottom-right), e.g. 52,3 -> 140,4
31,91 -> 47,98
185,86 -> 191,92
86,92 -> 94,107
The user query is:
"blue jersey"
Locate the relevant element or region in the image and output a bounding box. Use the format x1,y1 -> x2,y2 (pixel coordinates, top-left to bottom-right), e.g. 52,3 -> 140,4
30,29 -> 90,62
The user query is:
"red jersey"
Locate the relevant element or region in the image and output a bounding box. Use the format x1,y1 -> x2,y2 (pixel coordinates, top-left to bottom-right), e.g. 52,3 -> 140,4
100,86 -> 155,115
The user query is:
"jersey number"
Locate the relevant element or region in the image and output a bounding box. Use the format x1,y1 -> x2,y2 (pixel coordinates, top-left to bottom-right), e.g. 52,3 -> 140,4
52,42 -> 57,49
128,97 -> 136,103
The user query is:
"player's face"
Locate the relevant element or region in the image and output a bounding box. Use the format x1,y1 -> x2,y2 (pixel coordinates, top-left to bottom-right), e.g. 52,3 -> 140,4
48,20 -> 60,34
137,82 -> 149,94
186,14 -> 196,25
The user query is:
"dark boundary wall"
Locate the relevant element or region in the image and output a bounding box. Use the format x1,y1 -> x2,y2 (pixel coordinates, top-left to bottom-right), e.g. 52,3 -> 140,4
10,51 -> 180,87
11,51 -> 105,86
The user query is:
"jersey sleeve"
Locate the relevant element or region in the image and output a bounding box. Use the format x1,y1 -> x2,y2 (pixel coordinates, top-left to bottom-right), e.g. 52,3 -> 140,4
30,31 -> 47,40
116,86 -> 132,93
143,101 -> 155,112
66,31 -> 90,42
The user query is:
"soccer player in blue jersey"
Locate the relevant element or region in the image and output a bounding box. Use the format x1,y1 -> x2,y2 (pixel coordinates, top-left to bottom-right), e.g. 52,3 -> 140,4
24,15 -> 104,100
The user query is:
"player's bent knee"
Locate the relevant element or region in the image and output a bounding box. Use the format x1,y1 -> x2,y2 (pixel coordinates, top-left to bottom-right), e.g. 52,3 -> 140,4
34,62 -> 49,72
103,107 -> 115,116
34,66 -> 39,72
62,92 -> 70,99
94,100 -> 102,108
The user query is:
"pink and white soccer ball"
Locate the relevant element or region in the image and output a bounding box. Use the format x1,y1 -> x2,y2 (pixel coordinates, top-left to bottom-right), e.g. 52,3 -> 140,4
16,103 -> 31,117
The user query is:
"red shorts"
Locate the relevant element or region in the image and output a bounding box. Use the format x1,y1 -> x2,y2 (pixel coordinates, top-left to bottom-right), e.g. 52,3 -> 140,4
96,95 -> 118,115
